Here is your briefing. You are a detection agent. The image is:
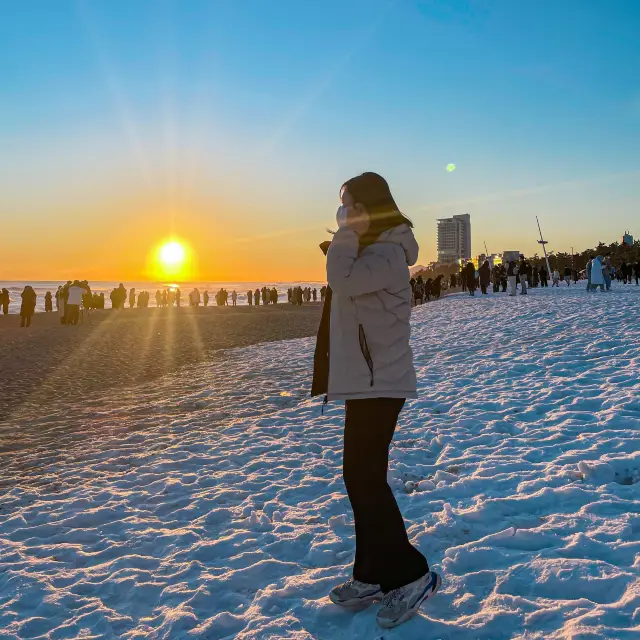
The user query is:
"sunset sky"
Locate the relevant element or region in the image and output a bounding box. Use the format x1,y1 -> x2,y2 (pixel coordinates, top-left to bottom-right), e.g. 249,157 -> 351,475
1,0 -> 639,281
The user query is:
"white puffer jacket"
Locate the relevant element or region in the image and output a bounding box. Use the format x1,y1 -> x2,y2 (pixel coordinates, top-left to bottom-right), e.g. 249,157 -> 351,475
326,224 -> 418,401
590,258 -> 604,285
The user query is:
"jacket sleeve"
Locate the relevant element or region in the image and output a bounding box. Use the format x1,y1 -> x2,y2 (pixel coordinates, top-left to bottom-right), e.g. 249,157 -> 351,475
326,227 -> 396,296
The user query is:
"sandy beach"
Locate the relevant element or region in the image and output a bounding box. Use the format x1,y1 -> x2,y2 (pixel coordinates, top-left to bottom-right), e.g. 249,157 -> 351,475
0,304 -> 322,424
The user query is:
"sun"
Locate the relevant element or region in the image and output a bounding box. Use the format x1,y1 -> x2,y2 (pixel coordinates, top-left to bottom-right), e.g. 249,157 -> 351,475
151,239 -> 192,280
159,241 -> 186,267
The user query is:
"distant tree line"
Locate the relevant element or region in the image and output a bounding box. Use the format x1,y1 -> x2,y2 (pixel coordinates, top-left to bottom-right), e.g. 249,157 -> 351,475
531,239 -> 640,273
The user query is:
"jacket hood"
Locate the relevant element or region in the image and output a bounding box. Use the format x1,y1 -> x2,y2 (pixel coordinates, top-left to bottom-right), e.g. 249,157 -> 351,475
377,224 -> 419,267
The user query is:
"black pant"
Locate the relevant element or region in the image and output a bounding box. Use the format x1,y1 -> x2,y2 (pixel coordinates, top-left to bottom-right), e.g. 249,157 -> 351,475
481,284 -> 487,294
66,304 -> 80,325
20,314 -> 32,327
344,398 -> 429,592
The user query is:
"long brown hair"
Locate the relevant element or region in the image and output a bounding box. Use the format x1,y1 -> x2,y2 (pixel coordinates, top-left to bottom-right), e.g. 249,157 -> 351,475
341,172 -> 413,248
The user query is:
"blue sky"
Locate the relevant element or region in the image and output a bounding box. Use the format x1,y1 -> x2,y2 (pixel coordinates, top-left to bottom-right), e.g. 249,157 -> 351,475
1,0 -> 639,278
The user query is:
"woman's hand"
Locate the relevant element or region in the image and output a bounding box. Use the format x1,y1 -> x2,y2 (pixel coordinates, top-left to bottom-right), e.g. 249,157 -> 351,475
347,205 -> 370,237
336,204 -> 370,237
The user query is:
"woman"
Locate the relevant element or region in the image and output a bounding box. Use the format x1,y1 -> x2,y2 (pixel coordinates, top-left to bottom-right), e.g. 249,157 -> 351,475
0,288 -> 10,315
590,255 -> 605,292
479,260 -> 491,295
312,173 -> 440,629
44,291 -> 53,312
20,285 -> 37,327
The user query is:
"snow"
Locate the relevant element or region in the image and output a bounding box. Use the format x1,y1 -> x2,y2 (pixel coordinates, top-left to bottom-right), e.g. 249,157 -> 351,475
1,285 -> 639,639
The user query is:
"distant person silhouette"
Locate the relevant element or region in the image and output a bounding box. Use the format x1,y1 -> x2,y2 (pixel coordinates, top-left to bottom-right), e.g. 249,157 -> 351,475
0,288 -> 10,315
433,274 -> 444,299
464,262 -> 476,296
539,265 -> 548,287
508,260 -> 518,296
66,280 -> 85,325
479,260 -> 491,295
20,286 -> 37,327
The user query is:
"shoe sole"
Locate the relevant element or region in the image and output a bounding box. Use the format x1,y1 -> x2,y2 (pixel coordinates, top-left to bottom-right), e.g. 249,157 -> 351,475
329,592 -> 382,608
377,572 -> 442,629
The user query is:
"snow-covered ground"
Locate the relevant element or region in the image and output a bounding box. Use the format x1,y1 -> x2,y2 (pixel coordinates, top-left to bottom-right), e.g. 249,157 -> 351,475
1,285 -> 639,639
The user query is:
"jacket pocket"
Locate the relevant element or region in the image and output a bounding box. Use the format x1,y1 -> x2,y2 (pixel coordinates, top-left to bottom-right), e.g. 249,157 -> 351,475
358,324 -> 374,387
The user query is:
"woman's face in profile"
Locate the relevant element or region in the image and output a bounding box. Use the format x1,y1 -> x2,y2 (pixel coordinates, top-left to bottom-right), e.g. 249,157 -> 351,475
340,187 -> 355,209
340,188 -> 370,236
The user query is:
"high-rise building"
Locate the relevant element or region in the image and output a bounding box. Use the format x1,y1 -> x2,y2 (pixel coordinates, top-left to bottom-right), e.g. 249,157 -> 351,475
622,231 -> 633,247
437,213 -> 471,264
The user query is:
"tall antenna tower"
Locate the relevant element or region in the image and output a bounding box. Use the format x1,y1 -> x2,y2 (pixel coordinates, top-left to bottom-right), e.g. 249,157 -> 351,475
536,216 -> 552,277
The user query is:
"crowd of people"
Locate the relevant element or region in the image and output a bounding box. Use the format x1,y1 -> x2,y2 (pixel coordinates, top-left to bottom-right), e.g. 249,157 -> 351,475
409,275 -> 444,305
2,282 -> 329,327
248,287 -> 278,306
287,286 -> 326,306
428,255 -> 640,299
6,253 -> 638,329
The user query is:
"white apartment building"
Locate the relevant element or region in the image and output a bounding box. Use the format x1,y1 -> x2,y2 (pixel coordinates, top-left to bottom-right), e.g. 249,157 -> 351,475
437,213 -> 471,264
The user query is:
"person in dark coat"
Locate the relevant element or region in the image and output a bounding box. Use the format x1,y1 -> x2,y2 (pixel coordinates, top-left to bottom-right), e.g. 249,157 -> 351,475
519,256 -> 530,295
450,273 -> 457,289
478,260 -> 491,295
539,266 -> 548,287
44,291 -> 53,312
1,288 -> 10,315
464,262 -> 476,296
433,274 -> 443,299
493,265 -> 502,293
424,278 -> 433,301
20,286 -> 37,327
499,264 -> 507,292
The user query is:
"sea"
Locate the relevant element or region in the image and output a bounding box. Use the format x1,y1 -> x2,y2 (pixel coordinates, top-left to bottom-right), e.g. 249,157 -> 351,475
0,281 -> 326,314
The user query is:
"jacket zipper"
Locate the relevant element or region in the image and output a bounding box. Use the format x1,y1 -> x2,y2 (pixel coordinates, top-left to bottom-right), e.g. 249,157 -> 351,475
358,324 -> 374,387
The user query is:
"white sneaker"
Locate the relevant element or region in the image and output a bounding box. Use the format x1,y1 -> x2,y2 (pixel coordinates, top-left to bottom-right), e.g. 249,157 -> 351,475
376,571 -> 441,628
329,578 -> 382,607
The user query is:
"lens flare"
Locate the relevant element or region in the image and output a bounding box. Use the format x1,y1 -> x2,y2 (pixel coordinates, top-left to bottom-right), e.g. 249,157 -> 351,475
446,163 -> 456,172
